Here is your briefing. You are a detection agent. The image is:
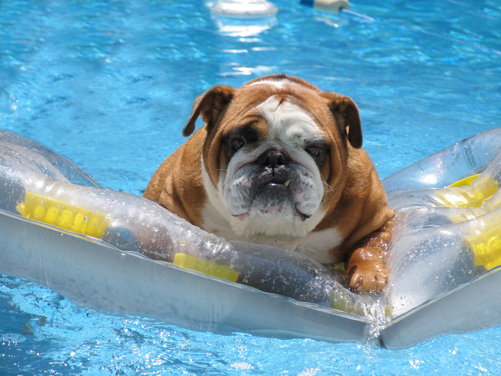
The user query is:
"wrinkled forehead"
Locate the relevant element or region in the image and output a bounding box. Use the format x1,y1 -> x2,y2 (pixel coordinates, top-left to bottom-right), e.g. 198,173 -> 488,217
255,96 -> 325,143
245,77 -> 303,90
224,81 -> 327,142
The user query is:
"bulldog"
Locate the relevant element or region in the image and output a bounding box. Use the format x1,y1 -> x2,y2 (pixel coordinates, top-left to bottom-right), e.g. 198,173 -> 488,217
144,74 -> 395,291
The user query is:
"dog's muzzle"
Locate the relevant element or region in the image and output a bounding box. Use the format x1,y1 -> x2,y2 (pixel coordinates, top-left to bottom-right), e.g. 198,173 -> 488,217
226,148 -> 321,223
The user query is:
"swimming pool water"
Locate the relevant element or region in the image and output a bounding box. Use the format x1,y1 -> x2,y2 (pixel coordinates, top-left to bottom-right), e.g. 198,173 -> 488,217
1,0 -> 500,374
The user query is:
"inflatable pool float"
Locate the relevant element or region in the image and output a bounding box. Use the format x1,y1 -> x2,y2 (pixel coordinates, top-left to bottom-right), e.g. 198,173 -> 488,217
2,128 -> 501,349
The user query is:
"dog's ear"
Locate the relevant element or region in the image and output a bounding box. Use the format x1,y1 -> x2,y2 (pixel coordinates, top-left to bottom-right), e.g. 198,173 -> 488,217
182,85 -> 236,137
320,92 -> 362,148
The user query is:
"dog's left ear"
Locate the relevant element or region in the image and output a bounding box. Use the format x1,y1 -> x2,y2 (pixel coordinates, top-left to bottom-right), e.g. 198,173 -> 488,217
183,85 -> 236,137
320,92 -> 362,148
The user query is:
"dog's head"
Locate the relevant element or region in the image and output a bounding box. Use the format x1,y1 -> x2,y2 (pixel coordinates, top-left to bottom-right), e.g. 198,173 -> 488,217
184,74 -> 362,238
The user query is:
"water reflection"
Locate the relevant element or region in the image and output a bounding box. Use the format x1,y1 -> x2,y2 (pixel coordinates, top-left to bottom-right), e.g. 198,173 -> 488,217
210,0 -> 278,18
314,15 -> 349,28
212,15 -> 278,37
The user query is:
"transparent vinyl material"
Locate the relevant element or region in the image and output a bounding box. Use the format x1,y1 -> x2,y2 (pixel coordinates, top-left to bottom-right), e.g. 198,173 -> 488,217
0,131 -> 371,314
2,128 -> 501,348
384,128 -> 501,317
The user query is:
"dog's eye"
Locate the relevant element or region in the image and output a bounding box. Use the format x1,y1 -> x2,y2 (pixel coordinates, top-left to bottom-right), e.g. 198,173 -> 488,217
305,145 -> 320,156
232,138 -> 246,150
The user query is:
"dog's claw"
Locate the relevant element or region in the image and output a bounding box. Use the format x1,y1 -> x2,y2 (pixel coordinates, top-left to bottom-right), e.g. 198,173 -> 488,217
348,269 -> 387,292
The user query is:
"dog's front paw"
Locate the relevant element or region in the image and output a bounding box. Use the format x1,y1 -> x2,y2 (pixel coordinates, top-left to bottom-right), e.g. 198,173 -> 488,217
347,263 -> 387,292
345,220 -> 394,292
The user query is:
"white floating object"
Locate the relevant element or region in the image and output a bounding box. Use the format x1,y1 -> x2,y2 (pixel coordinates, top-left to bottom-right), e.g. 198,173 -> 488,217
211,0 -> 278,18
301,0 -> 349,12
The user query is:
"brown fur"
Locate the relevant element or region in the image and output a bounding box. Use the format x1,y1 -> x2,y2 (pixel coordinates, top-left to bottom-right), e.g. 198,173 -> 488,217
144,74 -> 395,292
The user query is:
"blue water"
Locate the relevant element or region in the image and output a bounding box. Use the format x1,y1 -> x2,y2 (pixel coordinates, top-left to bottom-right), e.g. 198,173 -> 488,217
1,0 -> 500,374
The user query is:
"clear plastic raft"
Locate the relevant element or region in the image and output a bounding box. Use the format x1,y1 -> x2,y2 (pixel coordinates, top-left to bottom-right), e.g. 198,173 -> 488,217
2,128 -> 501,349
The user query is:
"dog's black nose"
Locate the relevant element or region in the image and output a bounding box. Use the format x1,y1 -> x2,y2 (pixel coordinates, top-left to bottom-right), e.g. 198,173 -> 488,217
257,149 -> 289,168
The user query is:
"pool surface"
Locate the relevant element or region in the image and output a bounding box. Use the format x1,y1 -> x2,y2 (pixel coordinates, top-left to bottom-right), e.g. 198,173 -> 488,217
1,0 -> 501,374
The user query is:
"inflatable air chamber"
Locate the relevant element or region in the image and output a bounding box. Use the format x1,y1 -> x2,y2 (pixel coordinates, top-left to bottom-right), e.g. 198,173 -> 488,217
2,128 -> 501,349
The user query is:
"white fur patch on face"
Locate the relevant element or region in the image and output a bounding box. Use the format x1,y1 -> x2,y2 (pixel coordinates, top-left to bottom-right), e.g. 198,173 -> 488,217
246,77 -> 301,89
215,95 -> 327,242
257,96 -> 324,146
201,147 -> 344,264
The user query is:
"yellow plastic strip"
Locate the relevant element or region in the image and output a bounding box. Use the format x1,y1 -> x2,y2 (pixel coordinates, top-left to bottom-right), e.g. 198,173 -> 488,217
463,222 -> 501,270
173,253 -> 239,283
430,174 -> 498,208
16,192 -> 109,239
446,175 -> 501,270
